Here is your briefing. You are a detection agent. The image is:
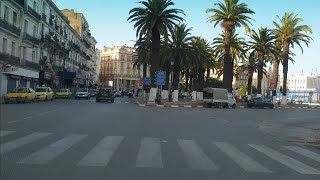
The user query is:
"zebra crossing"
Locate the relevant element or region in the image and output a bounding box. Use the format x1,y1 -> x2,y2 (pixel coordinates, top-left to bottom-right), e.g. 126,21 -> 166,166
1,130 -> 320,175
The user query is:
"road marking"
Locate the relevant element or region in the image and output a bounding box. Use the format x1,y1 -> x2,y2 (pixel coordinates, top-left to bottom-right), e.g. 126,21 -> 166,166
177,139 -> 217,170
284,146 -> 320,163
171,105 -> 179,108
77,136 -> 124,167
125,102 -> 129,104
0,130 -> 15,137
136,137 -> 163,168
17,134 -> 87,164
249,144 -> 320,175
7,106 -> 72,124
0,133 -> 51,154
214,142 -> 271,173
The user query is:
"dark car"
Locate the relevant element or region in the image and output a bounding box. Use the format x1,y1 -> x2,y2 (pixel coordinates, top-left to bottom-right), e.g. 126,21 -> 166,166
89,89 -> 98,97
96,88 -> 114,103
247,97 -> 274,109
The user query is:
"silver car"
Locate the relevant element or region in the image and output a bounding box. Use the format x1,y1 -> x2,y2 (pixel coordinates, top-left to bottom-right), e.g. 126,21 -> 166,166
75,89 -> 90,99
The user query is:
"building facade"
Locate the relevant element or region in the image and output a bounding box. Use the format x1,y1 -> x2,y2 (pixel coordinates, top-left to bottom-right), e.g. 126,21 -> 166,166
0,0 -> 98,97
99,46 -> 149,91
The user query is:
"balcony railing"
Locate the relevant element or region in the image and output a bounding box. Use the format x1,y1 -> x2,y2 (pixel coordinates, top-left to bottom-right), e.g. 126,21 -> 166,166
25,60 -> 40,70
23,33 -> 40,45
0,52 -> 21,65
0,19 -> 21,36
71,43 -> 81,52
27,6 -> 41,20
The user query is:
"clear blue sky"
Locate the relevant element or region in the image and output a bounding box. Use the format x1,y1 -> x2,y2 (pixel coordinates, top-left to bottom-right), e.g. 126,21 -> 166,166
55,0 -> 320,74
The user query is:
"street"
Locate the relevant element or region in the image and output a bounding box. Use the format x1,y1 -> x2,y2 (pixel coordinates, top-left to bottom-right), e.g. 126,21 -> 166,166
1,98 -> 320,180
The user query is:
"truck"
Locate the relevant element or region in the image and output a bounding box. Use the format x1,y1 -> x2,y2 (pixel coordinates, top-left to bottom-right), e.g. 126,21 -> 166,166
203,88 -> 236,108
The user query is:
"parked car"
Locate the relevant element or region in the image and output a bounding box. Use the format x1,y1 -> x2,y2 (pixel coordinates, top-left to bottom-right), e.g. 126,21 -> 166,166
203,88 -> 236,108
96,88 -> 114,103
75,89 -> 90,99
89,89 -> 98,97
35,86 -> 55,101
4,87 -> 37,104
55,89 -> 72,99
247,97 -> 274,109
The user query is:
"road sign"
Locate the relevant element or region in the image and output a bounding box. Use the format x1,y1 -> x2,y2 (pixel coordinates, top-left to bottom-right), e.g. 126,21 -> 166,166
309,91 -> 313,96
143,77 -> 151,86
155,71 -> 166,86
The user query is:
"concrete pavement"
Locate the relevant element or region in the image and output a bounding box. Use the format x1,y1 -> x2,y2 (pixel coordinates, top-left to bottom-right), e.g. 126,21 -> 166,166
1,97 -> 320,180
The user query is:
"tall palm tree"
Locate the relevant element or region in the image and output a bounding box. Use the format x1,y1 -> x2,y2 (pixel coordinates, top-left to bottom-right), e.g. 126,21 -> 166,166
128,0 -> 185,89
167,24 -> 193,98
247,27 -> 275,94
240,52 -> 258,96
206,0 -> 254,92
273,12 -> 312,102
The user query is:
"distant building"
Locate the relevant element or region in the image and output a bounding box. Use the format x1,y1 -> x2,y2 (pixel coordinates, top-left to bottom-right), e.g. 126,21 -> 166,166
99,46 -> 149,91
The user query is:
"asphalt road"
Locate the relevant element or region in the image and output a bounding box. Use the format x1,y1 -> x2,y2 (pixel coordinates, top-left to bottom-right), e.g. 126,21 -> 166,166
1,97 -> 320,180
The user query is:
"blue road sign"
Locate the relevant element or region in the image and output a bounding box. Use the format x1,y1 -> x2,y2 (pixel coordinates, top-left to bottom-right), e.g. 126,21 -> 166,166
155,71 -> 166,86
143,77 -> 151,86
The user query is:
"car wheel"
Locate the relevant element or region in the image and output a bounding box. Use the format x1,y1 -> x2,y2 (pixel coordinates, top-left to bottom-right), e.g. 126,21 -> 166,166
111,99 -> 114,103
22,98 -> 26,104
45,96 -> 48,101
96,99 -> 100,102
33,98 -> 36,103
4,100 -> 9,104
51,96 -> 54,101
232,103 -> 236,109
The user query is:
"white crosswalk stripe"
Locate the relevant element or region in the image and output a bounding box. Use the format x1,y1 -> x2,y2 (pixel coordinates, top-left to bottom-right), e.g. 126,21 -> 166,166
249,144 -> 320,175
0,132 -> 51,154
177,139 -> 218,170
214,142 -> 272,173
17,134 -> 87,164
136,137 -> 163,168
0,130 -> 15,137
284,146 -> 320,163
77,136 -> 124,167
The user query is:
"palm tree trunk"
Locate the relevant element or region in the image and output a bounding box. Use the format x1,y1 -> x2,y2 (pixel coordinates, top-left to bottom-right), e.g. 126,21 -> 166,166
173,57 -> 180,90
206,64 -> 210,85
223,29 -> 233,93
197,65 -> 205,91
185,69 -> 189,92
163,64 -> 170,90
247,71 -> 253,95
189,74 -> 193,93
272,57 -> 279,96
257,52 -> 264,94
282,42 -> 290,97
150,27 -> 160,88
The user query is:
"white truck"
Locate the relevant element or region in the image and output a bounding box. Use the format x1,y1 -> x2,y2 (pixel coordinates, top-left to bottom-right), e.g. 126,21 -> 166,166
203,88 -> 236,108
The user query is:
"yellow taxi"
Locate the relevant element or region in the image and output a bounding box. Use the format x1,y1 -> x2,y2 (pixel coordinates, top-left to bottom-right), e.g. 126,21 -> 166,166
35,86 -> 55,101
55,89 -> 72,99
4,87 -> 37,104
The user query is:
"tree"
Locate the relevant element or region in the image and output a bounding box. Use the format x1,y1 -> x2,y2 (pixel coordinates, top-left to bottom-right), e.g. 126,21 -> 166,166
247,27 -> 275,94
167,24 -> 193,95
128,0 -> 185,89
273,12 -> 312,101
205,77 -> 224,88
240,52 -> 258,96
206,0 -> 254,92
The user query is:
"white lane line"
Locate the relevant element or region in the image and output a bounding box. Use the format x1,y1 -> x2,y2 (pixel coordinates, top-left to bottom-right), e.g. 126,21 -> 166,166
136,137 -> 163,168
0,133 -> 51,154
214,142 -> 271,173
125,102 -> 129,104
284,146 -> 320,163
77,136 -> 124,167
249,144 -> 320,175
177,139 -> 218,170
0,130 -> 15,137
7,106 -> 72,124
17,134 -> 87,164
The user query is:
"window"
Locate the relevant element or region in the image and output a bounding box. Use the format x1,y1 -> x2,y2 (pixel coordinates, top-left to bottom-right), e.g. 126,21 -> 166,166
32,51 -> 36,62
2,38 -> 7,54
4,6 -> 9,21
33,1 -> 36,10
42,2 -> 46,14
13,12 -> 17,26
24,20 -> 28,33
11,42 -> 15,56
23,47 -> 26,60
33,26 -> 37,36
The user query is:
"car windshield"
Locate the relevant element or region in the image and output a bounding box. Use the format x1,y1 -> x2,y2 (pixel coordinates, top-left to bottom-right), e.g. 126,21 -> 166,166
78,89 -> 88,92
99,89 -> 112,93
90,89 -> 97,92
58,89 -> 68,92
12,88 -> 28,93
35,88 -> 47,92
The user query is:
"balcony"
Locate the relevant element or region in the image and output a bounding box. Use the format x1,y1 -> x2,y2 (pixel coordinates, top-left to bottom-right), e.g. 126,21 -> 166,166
71,43 -> 81,52
0,19 -> 21,36
0,52 -> 21,65
23,33 -> 40,45
13,0 -> 24,7
42,14 -> 47,22
49,18 -> 54,25
25,60 -> 40,70
27,6 -> 41,20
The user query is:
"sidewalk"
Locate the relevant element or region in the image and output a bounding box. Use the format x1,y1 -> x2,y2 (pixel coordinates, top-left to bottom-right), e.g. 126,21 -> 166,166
135,97 -> 206,108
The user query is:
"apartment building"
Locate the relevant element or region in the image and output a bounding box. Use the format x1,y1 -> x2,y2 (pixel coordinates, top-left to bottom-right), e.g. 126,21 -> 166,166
99,46 -> 149,91
0,0 -> 98,96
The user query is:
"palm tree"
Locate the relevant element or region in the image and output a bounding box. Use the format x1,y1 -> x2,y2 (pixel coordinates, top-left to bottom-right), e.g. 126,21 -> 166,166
273,12 -> 312,103
166,23 -> 193,100
206,0 -> 254,92
128,0 -> 185,90
247,27 -> 275,95
240,52 -> 258,96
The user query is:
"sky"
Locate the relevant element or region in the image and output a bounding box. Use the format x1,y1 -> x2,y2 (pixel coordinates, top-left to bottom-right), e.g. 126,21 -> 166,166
55,0 -> 320,74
